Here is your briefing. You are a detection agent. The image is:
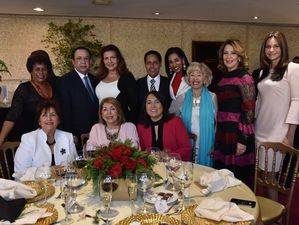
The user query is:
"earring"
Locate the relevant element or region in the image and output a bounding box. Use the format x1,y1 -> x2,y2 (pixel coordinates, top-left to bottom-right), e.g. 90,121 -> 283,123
183,64 -> 186,70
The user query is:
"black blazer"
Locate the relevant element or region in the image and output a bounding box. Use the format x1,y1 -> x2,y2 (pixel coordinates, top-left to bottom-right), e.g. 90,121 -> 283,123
136,75 -> 171,112
58,70 -> 99,138
115,72 -> 138,123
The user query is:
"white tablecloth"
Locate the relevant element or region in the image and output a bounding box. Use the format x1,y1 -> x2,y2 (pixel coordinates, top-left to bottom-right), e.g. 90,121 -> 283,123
48,163 -> 259,224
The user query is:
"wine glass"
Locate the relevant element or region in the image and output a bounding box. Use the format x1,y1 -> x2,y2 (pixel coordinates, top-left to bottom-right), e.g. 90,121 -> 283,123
165,153 -> 182,191
146,147 -> 160,161
137,171 -> 153,214
34,165 -> 51,205
174,162 -> 194,210
65,168 -> 86,214
60,186 -> 73,225
126,173 -> 137,215
85,144 -> 97,159
98,175 -> 119,223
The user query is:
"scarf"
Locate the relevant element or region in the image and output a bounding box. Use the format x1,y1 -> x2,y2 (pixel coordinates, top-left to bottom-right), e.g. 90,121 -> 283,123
150,119 -> 164,150
181,87 -> 215,166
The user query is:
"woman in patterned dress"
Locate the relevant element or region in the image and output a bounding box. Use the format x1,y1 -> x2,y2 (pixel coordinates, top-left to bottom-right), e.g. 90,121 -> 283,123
213,39 -> 256,186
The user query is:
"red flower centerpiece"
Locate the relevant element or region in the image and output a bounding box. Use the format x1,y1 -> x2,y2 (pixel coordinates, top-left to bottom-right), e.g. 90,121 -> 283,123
84,140 -> 158,198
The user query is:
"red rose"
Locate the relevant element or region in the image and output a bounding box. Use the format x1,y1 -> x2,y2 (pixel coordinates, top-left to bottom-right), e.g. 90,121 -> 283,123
93,158 -> 103,169
137,159 -> 147,168
124,159 -> 137,170
120,155 -> 129,163
109,146 -> 122,160
122,146 -> 132,156
108,164 -> 122,178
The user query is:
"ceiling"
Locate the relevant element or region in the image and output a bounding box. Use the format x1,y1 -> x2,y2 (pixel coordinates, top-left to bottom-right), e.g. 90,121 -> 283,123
1,0 -> 299,25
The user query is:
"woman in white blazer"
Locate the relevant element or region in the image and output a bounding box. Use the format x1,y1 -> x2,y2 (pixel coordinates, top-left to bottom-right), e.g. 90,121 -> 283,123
14,100 -> 77,173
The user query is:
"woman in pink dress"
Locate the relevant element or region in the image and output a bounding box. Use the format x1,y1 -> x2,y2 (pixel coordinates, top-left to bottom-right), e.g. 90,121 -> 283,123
87,97 -> 139,148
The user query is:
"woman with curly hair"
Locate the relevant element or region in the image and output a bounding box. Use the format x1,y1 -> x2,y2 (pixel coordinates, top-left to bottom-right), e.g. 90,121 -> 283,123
213,39 -> 256,185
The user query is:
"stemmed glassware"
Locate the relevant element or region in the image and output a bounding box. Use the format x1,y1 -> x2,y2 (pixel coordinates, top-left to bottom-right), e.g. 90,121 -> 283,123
174,162 -> 194,210
126,173 -> 137,215
137,171 -> 153,214
34,165 -> 51,205
165,153 -> 182,191
98,175 -> 119,223
60,186 -> 73,225
64,166 -> 86,214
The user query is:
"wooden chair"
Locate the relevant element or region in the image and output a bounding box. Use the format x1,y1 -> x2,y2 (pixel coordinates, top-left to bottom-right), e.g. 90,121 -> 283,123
188,133 -> 197,163
0,141 -> 20,179
254,142 -> 299,225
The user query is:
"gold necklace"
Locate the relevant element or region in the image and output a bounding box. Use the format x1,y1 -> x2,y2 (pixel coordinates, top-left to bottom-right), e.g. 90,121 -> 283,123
105,126 -> 120,141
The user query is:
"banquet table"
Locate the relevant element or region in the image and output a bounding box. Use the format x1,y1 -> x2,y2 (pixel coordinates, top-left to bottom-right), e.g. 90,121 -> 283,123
47,163 -> 259,224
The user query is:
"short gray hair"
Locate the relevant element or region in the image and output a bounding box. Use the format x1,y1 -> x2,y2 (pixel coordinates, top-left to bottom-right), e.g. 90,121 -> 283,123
186,62 -> 213,87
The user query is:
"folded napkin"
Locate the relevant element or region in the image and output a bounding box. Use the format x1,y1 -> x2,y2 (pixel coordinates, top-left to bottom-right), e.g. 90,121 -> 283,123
0,196 -> 26,222
0,179 -> 37,201
1,205 -> 53,224
13,167 -> 37,182
198,169 -> 241,195
195,198 -> 254,222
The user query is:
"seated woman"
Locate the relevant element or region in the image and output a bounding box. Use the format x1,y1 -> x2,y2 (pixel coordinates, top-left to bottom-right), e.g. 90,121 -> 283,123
170,62 -> 217,166
14,100 -> 77,173
137,91 -> 191,161
87,97 -> 139,148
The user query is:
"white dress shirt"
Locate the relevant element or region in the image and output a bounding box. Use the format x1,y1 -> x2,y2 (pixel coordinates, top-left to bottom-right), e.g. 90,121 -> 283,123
147,75 -> 161,91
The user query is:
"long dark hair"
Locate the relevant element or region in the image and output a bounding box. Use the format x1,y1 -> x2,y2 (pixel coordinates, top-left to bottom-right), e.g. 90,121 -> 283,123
164,47 -> 189,78
259,31 -> 289,82
98,44 -> 130,80
139,91 -> 173,128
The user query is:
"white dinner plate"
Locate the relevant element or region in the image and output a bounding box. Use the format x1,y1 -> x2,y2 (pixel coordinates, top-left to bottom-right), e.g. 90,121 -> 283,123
144,190 -> 178,205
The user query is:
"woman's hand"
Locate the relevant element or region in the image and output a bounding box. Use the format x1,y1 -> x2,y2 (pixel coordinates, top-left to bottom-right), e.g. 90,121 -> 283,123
235,143 -> 246,155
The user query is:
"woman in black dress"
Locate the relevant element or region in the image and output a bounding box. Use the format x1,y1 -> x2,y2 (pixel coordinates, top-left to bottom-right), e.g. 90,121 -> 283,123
0,51 -> 56,145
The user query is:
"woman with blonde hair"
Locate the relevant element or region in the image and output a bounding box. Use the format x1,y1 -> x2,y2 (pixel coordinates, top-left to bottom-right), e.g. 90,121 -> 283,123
213,39 -> 256,185
169,62 -> 217,165
87,97 -> 139,148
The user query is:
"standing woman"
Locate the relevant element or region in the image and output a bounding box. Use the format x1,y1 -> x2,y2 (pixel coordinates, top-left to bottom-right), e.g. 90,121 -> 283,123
0,52 -> 56,146
213,40 -> 256,185
255,32 -> 299,170
170,62 -> 217,166
95,44 -> 138,123
165,47 -> 190,100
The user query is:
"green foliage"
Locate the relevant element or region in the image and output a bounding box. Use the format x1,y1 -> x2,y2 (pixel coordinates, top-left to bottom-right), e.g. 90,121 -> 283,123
0,59 -> 11,78
42,19 -> 102,75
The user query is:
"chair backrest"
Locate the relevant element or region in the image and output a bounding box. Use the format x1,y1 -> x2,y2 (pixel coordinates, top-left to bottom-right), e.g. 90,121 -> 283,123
0,142 -> 20,179
80,133 -> 90,157
188,133 -> 197,163
254,142 -> 299,217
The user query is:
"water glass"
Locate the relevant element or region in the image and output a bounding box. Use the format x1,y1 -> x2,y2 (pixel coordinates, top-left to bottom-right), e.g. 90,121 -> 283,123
34,165 -> 51,205
165,153 -> 182,191
137,171 -> 153,214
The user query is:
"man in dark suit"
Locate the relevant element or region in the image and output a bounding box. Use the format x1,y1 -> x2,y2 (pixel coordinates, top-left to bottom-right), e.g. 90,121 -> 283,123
59,47 -> 99,150
137,50 -> 171,113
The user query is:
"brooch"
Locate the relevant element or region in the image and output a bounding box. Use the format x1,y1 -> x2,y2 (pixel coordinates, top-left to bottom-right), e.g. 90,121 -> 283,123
60,148 -> 66,155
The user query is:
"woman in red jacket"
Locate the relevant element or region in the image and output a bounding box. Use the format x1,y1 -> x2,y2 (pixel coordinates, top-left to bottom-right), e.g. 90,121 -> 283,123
137,91 -> 191,161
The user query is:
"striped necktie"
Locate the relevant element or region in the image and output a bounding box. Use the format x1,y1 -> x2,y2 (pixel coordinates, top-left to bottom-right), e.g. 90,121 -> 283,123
150,79 -> 156,91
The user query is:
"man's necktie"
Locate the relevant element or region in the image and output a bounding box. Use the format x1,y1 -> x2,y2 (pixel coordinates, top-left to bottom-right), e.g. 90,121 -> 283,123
83,76 -> 96,103
150,79 -> 156,91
